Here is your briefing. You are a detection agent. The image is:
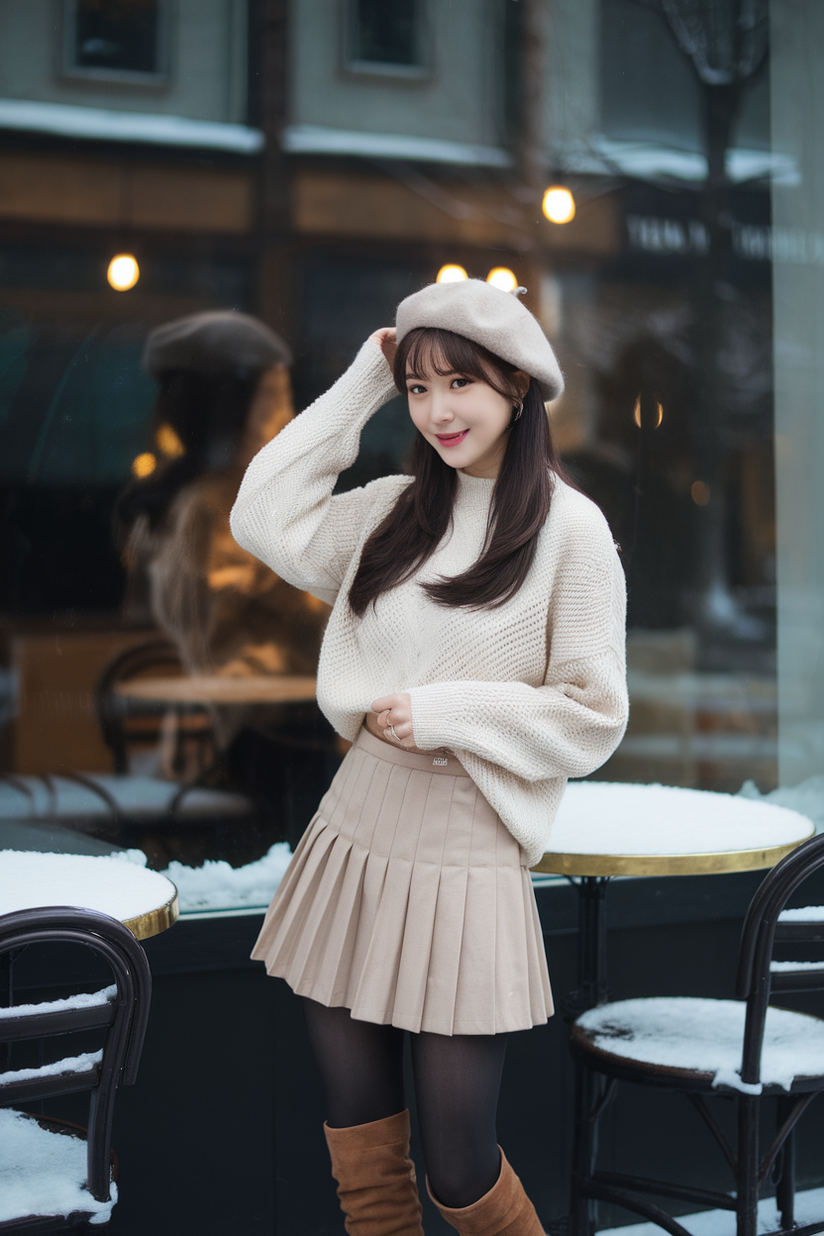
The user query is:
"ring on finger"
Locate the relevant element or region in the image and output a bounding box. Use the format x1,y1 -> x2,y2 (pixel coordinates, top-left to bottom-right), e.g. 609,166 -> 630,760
388,723 -> 401,743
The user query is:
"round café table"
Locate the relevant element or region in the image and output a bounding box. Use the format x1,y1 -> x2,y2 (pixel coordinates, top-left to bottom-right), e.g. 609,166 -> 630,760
0,850 -> 178,940
530,781 -> 815,1236
531,780 -> 814,1011
113,674 -> 317,706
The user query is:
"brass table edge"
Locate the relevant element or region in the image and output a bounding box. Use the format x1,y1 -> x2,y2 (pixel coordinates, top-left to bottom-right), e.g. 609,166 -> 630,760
113,676 -> 317,702
123,888 -> 179,940
530,834 -> 814,878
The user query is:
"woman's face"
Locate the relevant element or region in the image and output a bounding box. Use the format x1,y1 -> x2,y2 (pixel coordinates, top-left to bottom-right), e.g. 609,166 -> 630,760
405,364 -> 520,479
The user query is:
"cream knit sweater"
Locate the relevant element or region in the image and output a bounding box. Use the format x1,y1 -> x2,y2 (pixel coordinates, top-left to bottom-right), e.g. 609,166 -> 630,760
230,340 -> 629,865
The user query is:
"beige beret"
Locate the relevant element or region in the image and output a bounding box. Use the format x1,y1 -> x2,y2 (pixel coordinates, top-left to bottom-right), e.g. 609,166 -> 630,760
143,310 -> 291,378
395,279 -> 563,401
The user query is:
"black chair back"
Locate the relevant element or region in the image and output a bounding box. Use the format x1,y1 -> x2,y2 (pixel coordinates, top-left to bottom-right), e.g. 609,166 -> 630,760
735,831 -> 824,1087
0,906 -> 152,1203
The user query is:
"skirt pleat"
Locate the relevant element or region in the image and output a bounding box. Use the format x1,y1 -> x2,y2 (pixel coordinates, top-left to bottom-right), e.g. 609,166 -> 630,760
251,726 -> 553,1035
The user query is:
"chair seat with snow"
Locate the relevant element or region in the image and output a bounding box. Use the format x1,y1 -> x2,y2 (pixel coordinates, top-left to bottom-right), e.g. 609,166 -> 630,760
0,906 -> 151,1232
570,830 -> 824,1236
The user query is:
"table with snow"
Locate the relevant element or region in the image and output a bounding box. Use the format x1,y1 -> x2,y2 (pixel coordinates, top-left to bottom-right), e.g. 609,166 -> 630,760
531,781 -> 815,1236
0,852 -> 178,1228
532,781 -> 815,1013
0,849 -> 179,939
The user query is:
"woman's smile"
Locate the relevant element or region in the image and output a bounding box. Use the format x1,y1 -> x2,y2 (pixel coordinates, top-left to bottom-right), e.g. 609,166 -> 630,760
405,368 -> 520,478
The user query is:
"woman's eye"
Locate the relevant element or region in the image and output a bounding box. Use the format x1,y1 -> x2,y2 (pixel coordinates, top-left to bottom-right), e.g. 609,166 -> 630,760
451,378 -> 470,388
408,384 -> 426,395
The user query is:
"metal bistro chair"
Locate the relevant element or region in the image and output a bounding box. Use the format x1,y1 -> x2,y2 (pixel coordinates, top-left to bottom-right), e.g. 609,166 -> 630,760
95,638 -> 216,781
570,830 -> 824,1236
0,906 -> 152,1233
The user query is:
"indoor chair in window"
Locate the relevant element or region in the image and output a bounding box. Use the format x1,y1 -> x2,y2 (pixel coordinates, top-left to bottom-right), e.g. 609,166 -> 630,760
95,638 -> 216,780
570,831 -> 824,1236
0,905 -> 152,1233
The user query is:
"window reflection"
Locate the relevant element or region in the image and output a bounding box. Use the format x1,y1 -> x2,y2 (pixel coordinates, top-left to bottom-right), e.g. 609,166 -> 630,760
68,0 -> 165,81
0,0 -> 809,905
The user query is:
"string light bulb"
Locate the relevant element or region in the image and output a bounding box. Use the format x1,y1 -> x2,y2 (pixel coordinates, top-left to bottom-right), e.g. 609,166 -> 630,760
436,264 -> 468,283
107,254 -> 140,291
132,452 -> 156,478
542,186 -> 576,225
156,423 -> 185,458
486,267 -> 518,292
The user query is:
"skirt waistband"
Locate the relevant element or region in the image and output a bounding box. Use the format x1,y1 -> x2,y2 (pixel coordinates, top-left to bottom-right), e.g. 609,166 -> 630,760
354,724 -> 470,777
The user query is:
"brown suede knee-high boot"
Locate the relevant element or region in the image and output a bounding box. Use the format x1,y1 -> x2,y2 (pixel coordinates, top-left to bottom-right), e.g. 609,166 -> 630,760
324,1109 -> 425,1236
427,1148 -> 544,1236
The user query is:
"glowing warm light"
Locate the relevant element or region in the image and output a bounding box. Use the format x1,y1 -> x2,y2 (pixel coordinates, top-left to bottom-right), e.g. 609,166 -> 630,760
107,254 -> 140,291
542,186 -> 576,225
436,264 -> 468,283
486,267 -> 518,292
633,397 -> 664,428
691,480 -> 711,506
156,422 -> 185,458
132,452 -> 157,478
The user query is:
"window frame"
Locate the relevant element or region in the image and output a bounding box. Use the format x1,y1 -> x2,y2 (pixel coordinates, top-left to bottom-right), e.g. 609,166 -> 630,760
60,0 -> 173,88
342,0 -> 431,83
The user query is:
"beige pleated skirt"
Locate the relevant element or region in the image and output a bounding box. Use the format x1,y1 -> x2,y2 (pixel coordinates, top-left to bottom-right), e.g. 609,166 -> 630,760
251,726 -> 553,1035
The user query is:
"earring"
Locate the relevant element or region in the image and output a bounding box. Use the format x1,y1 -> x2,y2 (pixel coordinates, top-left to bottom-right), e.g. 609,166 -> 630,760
512,399 -> 524,422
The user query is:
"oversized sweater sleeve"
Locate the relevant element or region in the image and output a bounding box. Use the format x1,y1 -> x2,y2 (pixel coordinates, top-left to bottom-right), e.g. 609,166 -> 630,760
406,513 -> 628,782
229,340 -> 402,605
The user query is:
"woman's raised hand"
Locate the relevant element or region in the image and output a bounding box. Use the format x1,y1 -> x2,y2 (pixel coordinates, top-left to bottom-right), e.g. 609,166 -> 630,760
368,327 -> 397,368
371,692 -> 415,748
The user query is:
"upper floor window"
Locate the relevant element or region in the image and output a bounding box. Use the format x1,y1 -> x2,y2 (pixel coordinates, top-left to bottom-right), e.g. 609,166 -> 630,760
62,0 -> 169,84
347,0 -> 426,78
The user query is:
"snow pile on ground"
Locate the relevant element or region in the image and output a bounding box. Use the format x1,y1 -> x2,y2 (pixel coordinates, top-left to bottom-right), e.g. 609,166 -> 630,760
739,774 -> 824,834
0,1109 -> 116,1224
548,782 -> 812,856
160,842 -> 292,913
597,1185 -> 824,1236
577,996 -> 824,1092
0,986 -> 115,1020
0,851 -> 175,922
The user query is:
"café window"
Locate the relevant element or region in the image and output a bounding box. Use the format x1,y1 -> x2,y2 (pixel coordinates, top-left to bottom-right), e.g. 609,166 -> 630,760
346,0 -> 426,77
62,0 -> 168,83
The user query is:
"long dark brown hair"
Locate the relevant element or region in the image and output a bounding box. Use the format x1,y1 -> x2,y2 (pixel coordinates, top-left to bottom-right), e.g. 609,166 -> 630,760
347,327 -> 565,616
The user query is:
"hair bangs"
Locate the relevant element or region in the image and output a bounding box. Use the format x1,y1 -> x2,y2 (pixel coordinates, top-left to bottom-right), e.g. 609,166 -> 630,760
394,327 -> 517,398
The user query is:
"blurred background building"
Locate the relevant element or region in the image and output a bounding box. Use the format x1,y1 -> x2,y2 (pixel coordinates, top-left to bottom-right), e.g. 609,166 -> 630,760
0,0 -> 808,815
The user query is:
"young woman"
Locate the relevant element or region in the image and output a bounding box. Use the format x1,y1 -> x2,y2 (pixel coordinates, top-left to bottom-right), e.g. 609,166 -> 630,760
231,279 -> 628,1236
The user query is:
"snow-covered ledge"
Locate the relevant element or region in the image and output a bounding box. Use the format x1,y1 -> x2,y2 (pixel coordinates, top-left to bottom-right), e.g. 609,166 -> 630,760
281,124 -> 512,167
0,98 -> 264,153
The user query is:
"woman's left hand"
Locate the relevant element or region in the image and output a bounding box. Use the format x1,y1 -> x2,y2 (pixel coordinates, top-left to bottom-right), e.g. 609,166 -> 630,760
371,692 -> 415,747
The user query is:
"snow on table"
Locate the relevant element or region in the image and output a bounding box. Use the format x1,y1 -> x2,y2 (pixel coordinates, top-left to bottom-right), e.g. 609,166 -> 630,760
0,1108 -> 116,1224
0,851 -> 176,924
547,781 -> 813,856
578,996 -> 824,1092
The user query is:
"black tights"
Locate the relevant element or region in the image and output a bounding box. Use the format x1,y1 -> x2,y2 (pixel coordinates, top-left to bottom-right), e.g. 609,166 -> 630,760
303,998 -> 507,1209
